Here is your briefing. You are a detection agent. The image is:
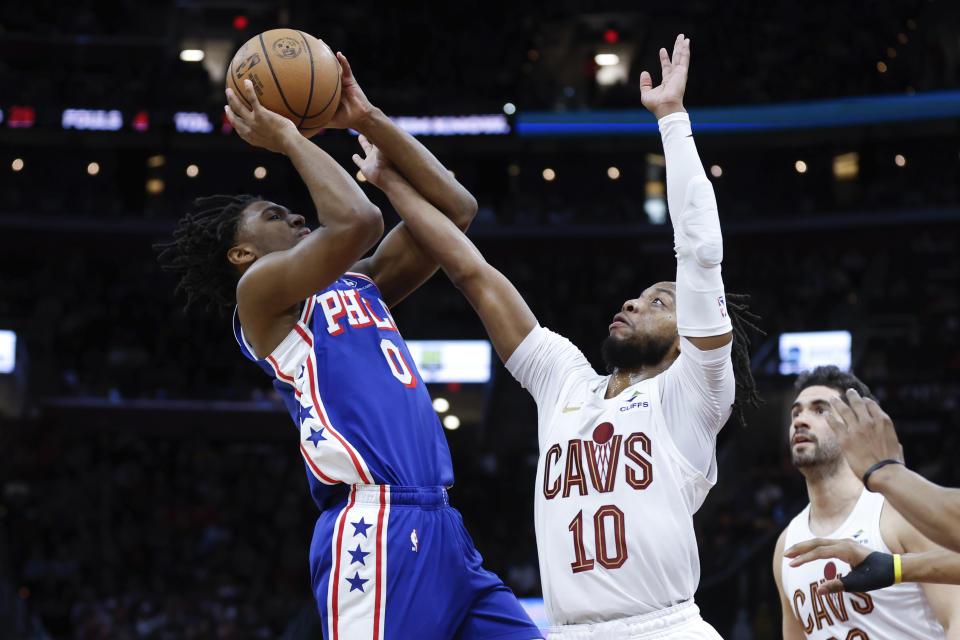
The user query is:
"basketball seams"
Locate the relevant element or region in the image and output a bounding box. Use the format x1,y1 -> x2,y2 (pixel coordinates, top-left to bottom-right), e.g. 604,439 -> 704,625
258,32 -> 305,119
229,59 -> 253,110
295,30 -> 316,129
304,67 -> 341,119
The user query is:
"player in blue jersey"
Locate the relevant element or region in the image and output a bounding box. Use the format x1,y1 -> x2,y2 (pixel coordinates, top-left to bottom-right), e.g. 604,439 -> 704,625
156,53 -> 542,640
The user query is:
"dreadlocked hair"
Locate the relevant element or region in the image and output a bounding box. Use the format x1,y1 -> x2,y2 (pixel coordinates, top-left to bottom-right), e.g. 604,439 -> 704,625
725,292 -> 764,426
154,194 -> 260,314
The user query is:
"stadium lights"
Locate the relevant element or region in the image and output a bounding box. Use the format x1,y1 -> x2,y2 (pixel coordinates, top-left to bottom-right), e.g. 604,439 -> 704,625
254,166 -> 267,179
180,49 -> 205,62
710,164 -> 723,177
432,397 -> 450,413
607,166 -> 621,180
542,168 -> 556,181
895,154 -> 906,167
11,158 -> 23,172
443,415 -> 461,430
87,162 -> 100,176
503,102 -> 517,115
186,164 -> 199,178
794,160 -> 808,174
594,53 -> 620,66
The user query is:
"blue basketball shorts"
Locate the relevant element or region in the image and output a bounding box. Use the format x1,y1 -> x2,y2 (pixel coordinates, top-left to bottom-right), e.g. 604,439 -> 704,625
309,485 -> 542,640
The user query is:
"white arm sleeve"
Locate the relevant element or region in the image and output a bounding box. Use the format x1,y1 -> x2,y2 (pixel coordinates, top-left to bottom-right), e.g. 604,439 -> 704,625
660,111 -> 733,337
659,336 -> 735,475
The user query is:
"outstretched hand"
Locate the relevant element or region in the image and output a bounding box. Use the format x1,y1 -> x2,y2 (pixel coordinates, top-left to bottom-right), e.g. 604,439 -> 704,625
352,135 -> 402,189
639,34 -> 690,120
225,79 -> 297,154
784,538 -> 871,594
324,52 -> 375,132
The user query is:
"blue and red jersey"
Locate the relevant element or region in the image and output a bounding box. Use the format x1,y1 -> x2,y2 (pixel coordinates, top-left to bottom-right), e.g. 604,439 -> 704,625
233,272 -> 455,511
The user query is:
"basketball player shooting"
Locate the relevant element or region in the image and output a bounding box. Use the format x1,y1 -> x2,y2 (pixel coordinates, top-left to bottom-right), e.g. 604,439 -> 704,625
156,53 -> 542,640
352,34 -> 760,639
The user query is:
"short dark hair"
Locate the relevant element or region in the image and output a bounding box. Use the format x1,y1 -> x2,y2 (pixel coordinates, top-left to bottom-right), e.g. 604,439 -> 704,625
794,365 -> 875,401
154,194 -> 260,314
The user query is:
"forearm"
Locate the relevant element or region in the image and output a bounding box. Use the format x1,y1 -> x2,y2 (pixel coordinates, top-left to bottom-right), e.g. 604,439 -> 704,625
903,550 -> 960,584
356,108 -> 477,226
378,175 -> 485,280
283,131 -> 380,226
659,112 -> 731,341
870,464 -> 960,553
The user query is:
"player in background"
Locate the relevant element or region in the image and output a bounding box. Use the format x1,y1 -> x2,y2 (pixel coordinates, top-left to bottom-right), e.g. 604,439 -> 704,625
784,390 -> 960,593
156,55 -> 541,640
773,366 -> 960,640
352,34 -> 761,639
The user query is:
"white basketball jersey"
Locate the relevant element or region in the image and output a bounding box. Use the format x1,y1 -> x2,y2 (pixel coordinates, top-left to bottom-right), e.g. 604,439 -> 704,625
507,327 -> 729,626
781,489 -> 945,640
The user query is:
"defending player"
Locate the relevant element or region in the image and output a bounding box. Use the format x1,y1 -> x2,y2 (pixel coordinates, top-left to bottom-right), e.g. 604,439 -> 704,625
352,34 -> 760,638
783,389 -> 960,593
773,366 -> 960,639
156,56 -> 541,640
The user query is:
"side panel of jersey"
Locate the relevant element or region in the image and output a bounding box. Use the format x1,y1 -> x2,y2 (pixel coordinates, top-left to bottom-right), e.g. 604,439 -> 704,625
781,491 -> 945,640
534,374 -> 712,625
234,273 -> 454,509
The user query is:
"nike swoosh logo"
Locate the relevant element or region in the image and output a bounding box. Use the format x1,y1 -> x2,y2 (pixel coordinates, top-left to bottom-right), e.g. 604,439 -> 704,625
562,406 -> 581,413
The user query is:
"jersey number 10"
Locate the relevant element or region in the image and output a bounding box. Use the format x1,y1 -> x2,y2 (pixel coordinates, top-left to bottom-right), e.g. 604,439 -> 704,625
568,505 -> 627,572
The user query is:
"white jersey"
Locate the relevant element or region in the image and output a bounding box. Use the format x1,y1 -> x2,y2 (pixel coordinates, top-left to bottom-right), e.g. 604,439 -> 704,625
781,489 -> 945,640
506,326 -> 734,626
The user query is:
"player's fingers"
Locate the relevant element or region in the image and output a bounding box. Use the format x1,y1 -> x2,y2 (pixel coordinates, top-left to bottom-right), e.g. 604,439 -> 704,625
846,388 -> 871,424
225,89 -> 252,121
351,153 -> 364,168
788,543 -> 853,567
639,70 -> 653,92
676,37 -> 691,70
827,395 -> 857,431
242,79 -> 262,110
336,51 -> 353,79
863,397 -> 890,430
817,579 -> 846,595
784,537 -> 831,557
670,33 -> 684,65
659,47 -> 671,73
357,134 -> 372,152
224,105 -> 248,133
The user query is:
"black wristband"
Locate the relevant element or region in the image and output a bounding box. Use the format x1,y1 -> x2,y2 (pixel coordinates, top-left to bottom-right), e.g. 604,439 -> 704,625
862,459 -> 903,491
838,551 -> 895,593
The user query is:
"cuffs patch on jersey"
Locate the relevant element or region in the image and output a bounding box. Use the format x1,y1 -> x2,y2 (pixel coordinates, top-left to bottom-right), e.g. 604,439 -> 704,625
328,487 -> 390,640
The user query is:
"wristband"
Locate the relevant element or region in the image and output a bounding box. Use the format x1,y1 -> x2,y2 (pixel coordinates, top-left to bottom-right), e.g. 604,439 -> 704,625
862,459 -> 903,491
893,553 -> 902,584
838,551 -> 896,593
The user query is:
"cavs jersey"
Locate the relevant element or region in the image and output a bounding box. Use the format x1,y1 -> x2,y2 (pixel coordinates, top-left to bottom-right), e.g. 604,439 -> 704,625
781,489 -> 945,640
233,271 -> 454,509
506,325 -> 734,626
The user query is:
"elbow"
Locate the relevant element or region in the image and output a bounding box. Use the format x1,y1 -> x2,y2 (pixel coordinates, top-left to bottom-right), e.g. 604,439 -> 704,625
447,257 -> 488,294
354,203 -> 384,250
452,193 -> 479,231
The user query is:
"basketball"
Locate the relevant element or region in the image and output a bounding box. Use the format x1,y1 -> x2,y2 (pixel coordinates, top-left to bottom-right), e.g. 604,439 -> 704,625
226,28 -> 342,137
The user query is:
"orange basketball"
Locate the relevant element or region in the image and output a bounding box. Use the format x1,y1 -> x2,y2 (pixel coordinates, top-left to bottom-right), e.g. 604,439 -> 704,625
226,29 -> 342,137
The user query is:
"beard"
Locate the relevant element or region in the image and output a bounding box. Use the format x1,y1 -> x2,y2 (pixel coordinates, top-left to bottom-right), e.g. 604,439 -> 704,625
790,435 -> 844,476
601,332 -> 676,372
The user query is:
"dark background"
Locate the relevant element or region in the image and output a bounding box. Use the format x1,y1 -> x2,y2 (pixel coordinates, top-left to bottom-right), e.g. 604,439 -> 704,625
2,1 -> 960,638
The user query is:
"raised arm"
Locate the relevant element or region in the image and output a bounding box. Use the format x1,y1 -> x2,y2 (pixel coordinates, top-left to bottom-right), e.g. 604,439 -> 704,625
352,138 -> 536,363
641,35 -> 732,351
827,390 -> 960,553
225,79 -> 383,355
322,53 -> 477,307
